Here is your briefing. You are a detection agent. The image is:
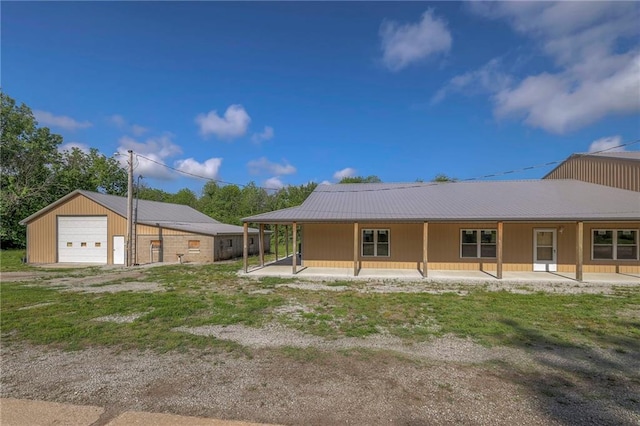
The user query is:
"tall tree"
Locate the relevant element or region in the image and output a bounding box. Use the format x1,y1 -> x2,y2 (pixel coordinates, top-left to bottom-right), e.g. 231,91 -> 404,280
1,93 -> 63,248
55,147 -> 127,196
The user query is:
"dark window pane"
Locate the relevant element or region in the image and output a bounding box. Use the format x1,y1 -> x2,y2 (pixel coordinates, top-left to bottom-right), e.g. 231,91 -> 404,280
377,243 -> 389,256
617,245 -> 637,260
537,247 -> 553,261
462,231 -> 477,244
617,231 -> 637,245
363,230 -> 374,243
362,243 -> 374,256
461,244 -> 477,258
593,245 -> 613,259
481,244 -> 496,258
593,230 -> 613,245
377,230 -> 389,243
481,230 -> 496,244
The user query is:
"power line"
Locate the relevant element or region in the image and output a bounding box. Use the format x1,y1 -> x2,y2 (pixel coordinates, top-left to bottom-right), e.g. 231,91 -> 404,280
133,138 -> 639,194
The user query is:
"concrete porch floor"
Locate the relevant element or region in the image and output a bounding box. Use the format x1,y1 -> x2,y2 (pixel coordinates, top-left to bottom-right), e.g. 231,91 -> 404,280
243,256 -> 640,284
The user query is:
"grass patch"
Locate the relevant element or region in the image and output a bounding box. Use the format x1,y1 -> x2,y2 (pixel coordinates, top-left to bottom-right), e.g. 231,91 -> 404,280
0,249 -> 30,272
2,262 -> 638,355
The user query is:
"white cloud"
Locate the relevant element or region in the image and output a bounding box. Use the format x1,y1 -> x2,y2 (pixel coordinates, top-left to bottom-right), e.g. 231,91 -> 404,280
441,2 -> 640,133
319,180 -> 332,186
58,142 -> 90,153
34,110 -> 92,131
251,126 -> 274,144
588,136 -> 625,153
247,157 -> 296,176
380,9 -> 452,71
117,134 -> 183,179
109,114 -> 149,136
264,176 -> 285,190
175,157 -> 222,180
333,167 -> 356,181
431,58 -> 512,104
131,124 -> 148,136
195,105 -> 251,139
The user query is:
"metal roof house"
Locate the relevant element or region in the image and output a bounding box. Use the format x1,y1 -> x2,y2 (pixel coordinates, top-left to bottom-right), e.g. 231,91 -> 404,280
242,179 -> 640,281
20,189 -> 268,265
543,151 -> 640,192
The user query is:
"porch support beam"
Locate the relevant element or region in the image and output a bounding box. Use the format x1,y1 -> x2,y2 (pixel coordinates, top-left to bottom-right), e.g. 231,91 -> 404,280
259,224 -> 265,267
243,222 -> 248,273
576,221 -> 583,282
422,221 -> 428,278
274,224 -> 279,261
285,225 -> 289,258
497,221 -> 503,279
353,222 -> 359,276
292,222 -> 297,275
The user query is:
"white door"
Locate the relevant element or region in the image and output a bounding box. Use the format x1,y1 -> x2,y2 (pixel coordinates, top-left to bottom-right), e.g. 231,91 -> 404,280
58,216 -> 108,263
533,229 -> 557,272
113,236 -> 125,265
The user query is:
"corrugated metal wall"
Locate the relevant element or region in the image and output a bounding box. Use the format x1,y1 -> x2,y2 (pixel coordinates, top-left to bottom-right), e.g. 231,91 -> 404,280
300,221 -> 640,273
25,194 -> 125,264
545,156 -> 640,191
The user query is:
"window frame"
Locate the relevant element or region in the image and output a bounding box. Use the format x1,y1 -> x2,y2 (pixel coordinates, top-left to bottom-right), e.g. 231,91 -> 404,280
460,229 -> 497,259
188,240 -> 200,253
361,229 -> 390,258
591,229 -> 638,261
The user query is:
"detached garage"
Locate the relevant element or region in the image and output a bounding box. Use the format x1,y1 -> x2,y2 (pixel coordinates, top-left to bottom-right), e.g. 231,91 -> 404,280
20,189 -> 266,265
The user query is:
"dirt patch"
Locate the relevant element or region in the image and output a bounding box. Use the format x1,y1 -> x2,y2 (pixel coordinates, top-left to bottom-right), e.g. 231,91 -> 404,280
2,340 -> 638,426
94,312 -> 151,323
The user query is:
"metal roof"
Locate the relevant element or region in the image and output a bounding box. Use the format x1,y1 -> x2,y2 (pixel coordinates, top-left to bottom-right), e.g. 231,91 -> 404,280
583,151 -> 640,161
21,190 -> 259,236
243,180 -> 640,223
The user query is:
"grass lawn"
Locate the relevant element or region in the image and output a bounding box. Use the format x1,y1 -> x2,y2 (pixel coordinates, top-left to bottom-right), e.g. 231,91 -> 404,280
0,249 -> 31,272
1,261 -> 639,354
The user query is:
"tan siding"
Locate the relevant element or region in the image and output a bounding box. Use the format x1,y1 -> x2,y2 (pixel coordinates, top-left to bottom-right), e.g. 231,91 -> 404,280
25,194 -> 125,264
301,221 -> 640,273
545,156 -> 640,191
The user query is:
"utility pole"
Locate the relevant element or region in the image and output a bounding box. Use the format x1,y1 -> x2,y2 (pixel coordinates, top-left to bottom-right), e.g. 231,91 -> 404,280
126,150 -> 134,267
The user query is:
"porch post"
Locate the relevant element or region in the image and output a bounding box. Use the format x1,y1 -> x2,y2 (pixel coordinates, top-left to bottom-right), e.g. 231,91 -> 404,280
259,224 -> 265,267
497,221 -> 503,279
243,222 -> 248,273
353,222 -> 359,276
422,221 -> 428,277
576,221 -> 583,282
274,224 -> 279,261
285,225 -> 289,258
292,222 -> 297,274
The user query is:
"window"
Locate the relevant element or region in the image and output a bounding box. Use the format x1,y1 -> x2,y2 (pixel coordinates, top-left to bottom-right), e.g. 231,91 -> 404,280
593,230 -> 638,260
461,229 -> 496,258
80,242 -> 87,247
249,237 -> 254,245
188,240 -> 200,253
362,229 -> 390,257
151,240 -> 162,249
66,242 -> 73,247
227,239 -> 233,248
94,242 -> 101,248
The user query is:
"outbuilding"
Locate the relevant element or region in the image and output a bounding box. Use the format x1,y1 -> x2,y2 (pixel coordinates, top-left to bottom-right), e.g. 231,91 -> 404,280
20,189 -> 268,265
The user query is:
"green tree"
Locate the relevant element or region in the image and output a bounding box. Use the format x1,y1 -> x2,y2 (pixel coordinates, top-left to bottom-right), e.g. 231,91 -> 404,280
1,93 -> 63,248
169,188 -> 198,208
339,175 -> 382,184
432,174 -> 457,182
55,147 -> 127,196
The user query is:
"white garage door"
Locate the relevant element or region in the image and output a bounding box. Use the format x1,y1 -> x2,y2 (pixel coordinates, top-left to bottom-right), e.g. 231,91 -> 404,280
58,216 -> 108,263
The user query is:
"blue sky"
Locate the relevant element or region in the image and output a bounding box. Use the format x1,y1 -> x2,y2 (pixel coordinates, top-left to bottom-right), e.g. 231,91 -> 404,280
3,1 -> 639,193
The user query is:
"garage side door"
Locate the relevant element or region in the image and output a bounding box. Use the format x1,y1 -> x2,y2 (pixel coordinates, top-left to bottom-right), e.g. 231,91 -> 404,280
58,216 -> 108,263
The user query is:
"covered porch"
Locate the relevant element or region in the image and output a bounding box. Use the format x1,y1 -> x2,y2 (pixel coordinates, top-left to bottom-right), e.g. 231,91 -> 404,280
241,255 -> 640,284
242,221 -> 596,282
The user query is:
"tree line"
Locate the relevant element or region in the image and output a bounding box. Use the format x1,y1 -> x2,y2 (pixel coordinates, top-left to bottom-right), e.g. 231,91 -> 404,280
1,92 -> 455,249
